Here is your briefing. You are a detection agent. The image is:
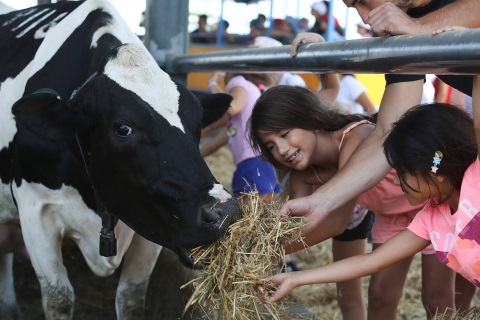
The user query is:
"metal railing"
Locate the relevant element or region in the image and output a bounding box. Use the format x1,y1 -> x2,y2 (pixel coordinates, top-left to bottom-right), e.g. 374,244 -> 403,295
168,29 -> 480,76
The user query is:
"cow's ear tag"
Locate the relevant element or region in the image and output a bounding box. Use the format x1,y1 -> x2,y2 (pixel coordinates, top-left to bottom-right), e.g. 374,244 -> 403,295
99,212 -> 117,257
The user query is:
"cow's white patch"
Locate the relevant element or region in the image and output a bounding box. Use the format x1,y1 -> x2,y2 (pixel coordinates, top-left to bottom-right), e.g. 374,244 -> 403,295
0,72 -> 32,149
104,44 -> 184,133
12,9 -> 51,33
0,0 -> 173,149
33,12 -> 68,40
12,181 -> 132,274
0,183 -> 18,222
209,184 -> 232,203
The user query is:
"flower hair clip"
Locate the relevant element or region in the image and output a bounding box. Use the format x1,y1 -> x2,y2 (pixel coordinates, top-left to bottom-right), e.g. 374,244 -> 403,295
431,151 -> 443,173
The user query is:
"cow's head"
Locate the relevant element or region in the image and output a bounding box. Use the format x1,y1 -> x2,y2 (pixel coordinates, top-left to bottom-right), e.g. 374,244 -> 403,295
12,43 -> 241,266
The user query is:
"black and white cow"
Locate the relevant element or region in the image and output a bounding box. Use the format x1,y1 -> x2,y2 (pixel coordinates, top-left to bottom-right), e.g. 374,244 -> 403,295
0,0 -> 241,318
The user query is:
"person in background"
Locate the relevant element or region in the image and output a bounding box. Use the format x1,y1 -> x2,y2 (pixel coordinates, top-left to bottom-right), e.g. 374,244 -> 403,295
200,72 -> 282,203
257,13 -> 267,30
212,19 -> 235,45
259,44 -> 480,318
190,14 -> 211,44
310,1 -> 345,40
248,18 -> 267,43
335,74 -> 377,114
251,36 -> 307,88
270,18 -> 296,44
297,17 -> 310,33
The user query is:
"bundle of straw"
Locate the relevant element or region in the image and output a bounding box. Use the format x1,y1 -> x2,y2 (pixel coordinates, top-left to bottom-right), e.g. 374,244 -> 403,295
183,191 -> 307,320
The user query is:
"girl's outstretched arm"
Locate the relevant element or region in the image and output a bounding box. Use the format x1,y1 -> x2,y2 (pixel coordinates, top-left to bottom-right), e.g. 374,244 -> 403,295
261,229 -> 429,303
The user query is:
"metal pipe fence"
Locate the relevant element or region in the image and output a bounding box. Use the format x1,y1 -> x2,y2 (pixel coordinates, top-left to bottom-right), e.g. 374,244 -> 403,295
168,29 -> 480,76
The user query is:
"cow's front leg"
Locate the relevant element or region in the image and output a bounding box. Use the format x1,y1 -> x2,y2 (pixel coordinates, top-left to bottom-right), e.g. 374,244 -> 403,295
19,208 -> 73,319
116,234 -> 162,319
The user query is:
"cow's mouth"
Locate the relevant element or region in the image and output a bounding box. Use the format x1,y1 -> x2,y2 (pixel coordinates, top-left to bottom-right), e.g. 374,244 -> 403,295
176,247 -> 201,269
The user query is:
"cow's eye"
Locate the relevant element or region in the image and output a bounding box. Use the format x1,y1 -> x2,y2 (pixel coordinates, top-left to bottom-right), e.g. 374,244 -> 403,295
114,124 -> 133,137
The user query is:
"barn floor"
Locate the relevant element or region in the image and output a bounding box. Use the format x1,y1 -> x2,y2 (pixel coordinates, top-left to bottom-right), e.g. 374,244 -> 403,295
14,238 -> 208,320
13,238 -> 319,320
15,239 -> 122,320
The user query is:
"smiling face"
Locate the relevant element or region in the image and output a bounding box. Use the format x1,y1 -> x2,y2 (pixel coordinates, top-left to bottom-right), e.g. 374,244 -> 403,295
259,128 -> 320,171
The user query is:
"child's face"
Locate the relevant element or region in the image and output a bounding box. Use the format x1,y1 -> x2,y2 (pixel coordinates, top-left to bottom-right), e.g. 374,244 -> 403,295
258,128 -> 318,171
393,172 -> 437,206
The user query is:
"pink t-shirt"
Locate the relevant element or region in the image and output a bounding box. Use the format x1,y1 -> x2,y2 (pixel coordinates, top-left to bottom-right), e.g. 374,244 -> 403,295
358,170 -> 423,216
339,122 -> 425,247
408,157 -> 480,287
225,76 -> 259,165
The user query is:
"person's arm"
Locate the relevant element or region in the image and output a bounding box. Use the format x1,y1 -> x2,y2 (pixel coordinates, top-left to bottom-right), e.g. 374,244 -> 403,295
208,71 -> 226,93
200,126 -> 229,158
282,169 -> 355,254
280,79 -> 424,235
286,124 -> 373,252
201,115 -> 227,138
226,86 -> 247,116
367,0 -> 480,36
316,73 -> 340,104
262,229 -> 429,303
208,72 -> 247,116
356,92 -> 376,114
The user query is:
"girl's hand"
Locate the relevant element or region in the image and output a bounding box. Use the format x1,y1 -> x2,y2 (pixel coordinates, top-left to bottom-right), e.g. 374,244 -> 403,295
290,32 -> 326,58
258,273 -> 297,303
432,26 -> 467,35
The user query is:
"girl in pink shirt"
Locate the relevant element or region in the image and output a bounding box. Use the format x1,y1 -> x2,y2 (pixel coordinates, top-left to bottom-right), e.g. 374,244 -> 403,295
258,46 -> 480,317
249,85 -> 454,319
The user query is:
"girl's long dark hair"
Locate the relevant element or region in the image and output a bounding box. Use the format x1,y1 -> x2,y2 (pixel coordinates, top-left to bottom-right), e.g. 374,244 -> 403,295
248,85 -> 375,168
384,103 -> 477,205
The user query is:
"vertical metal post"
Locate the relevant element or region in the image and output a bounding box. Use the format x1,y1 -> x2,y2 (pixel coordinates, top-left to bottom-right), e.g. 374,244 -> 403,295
144,0 -> 189,85
266,0 -> 274,37
326,0 -> 335,41
216,0 -> 225,48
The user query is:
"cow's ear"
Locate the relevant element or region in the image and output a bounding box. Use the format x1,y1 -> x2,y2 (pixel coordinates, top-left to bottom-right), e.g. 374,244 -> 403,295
12,89 -> 86,140
192,91 -> 233,128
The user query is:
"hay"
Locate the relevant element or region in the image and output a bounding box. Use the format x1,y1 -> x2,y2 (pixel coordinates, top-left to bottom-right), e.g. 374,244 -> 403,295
433,306 -> 480,319
183,191 -> 307,320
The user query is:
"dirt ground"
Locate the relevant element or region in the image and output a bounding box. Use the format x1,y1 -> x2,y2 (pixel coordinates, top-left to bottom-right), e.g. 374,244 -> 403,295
11,146 -> 480,319
14,240 -> 205,320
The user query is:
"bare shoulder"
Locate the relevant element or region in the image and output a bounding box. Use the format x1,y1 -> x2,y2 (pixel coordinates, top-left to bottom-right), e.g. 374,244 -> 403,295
338,121 -> 375,165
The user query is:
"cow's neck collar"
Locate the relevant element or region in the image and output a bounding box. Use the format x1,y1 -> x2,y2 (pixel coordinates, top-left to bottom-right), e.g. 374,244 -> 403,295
75,134 -> 117,257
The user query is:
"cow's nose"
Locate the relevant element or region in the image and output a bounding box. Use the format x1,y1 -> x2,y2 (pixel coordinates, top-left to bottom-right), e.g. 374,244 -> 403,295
201,205 -> 222,225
